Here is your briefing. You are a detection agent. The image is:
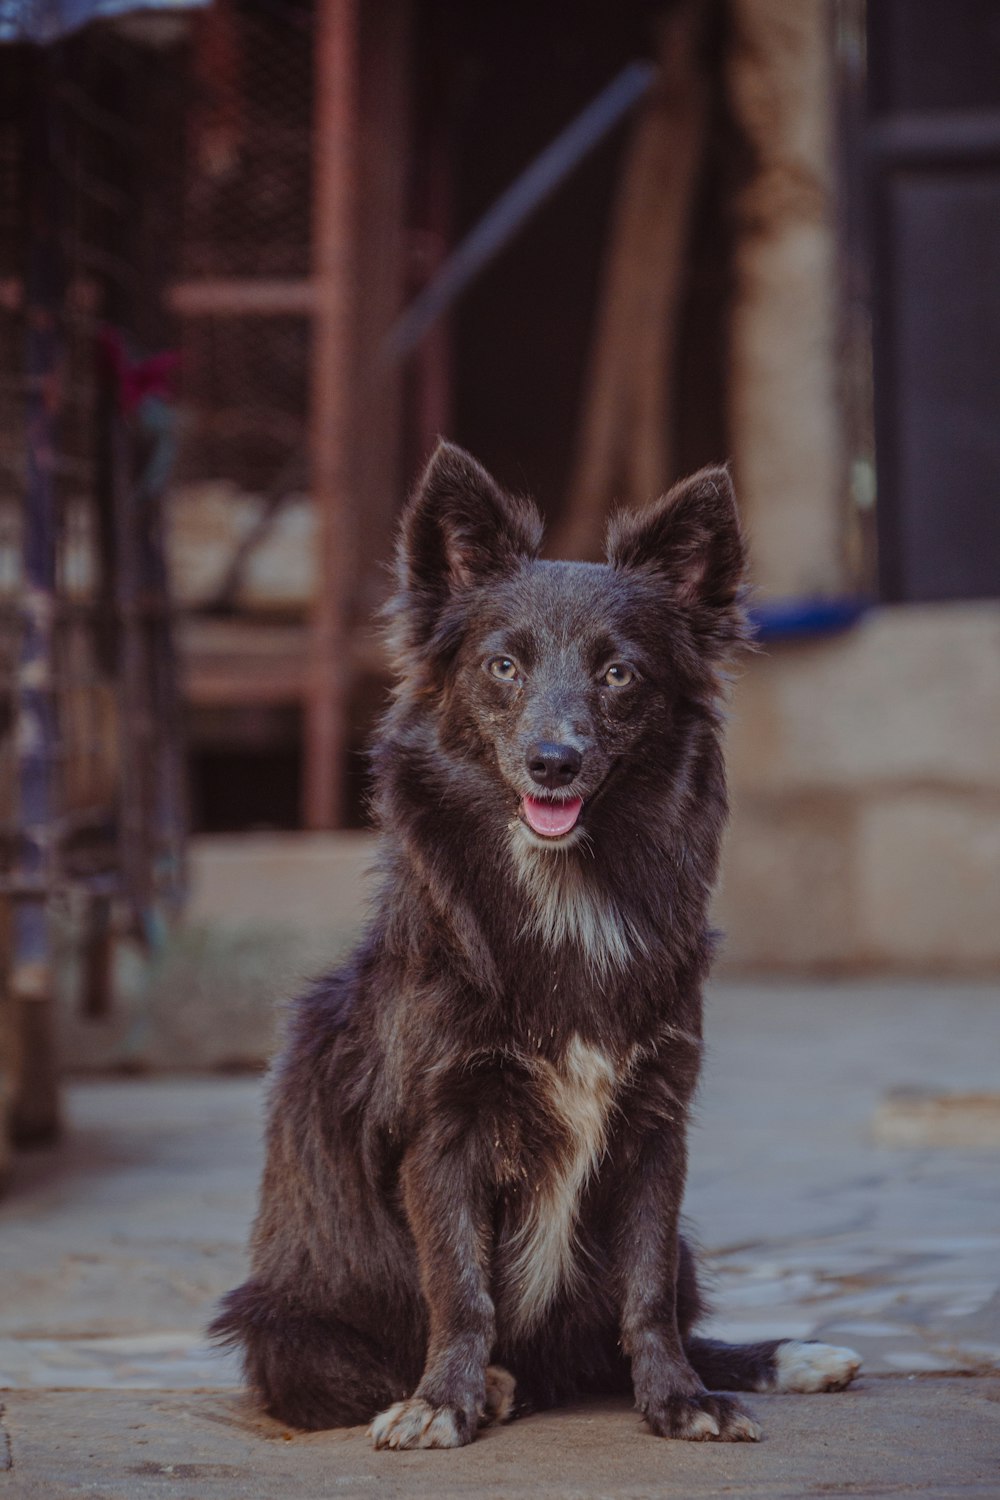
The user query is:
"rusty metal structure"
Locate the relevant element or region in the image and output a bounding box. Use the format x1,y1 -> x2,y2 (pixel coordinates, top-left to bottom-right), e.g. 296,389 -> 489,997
0,34 -> 186,1142
1,0 -> 741,1154
170,0 -> 397,834
0,0 -> 377,1148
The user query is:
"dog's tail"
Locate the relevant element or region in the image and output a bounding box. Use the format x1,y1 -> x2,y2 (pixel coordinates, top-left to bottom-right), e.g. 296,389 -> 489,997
686,1335 -> 861,1394
209,1279 -> 407,1430
677,1235 -> 860,1395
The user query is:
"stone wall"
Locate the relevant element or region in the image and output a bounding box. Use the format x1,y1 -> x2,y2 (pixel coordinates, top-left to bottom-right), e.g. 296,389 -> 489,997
715,604 -> 1000,973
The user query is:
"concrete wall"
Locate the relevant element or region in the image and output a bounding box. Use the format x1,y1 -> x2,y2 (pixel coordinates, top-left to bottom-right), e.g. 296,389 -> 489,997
54,835 -> 373,1075
715,604 -> 1000,973
726,0 -> 845,600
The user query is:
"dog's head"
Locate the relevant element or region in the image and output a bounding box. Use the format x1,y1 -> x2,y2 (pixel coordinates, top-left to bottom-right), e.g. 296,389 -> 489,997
386,441 -> 748,851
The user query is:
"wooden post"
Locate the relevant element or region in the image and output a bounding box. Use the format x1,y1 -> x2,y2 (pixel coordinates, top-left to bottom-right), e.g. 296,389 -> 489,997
305,0 -> 359,829
553,1 -> 710,560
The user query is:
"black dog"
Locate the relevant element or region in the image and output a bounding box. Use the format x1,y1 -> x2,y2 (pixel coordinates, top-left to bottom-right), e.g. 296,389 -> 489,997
212,442 -> 859,1447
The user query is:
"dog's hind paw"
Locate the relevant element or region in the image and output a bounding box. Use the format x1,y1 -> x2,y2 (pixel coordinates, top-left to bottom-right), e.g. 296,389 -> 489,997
643,1391 -> 761,1442
770,1341 -> 861,1393
369,1397 -> 472,1450
482,1364 -> 517,1425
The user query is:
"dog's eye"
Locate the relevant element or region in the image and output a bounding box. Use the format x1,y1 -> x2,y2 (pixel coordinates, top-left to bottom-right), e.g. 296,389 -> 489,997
602,663 -> 634,688
488,657 -> 520,682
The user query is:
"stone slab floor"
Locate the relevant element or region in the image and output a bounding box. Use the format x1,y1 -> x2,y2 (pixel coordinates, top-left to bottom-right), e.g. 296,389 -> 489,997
2,980 -> 999,1496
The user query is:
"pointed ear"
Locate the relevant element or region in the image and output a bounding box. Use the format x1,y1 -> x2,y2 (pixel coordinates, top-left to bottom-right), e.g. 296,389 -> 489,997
606,466 -> 747,641
395,441 -> 542,635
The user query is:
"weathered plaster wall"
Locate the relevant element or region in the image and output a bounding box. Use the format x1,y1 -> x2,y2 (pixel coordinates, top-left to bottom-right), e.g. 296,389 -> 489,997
716,605 -> 1000,973
727,0 -> 845,597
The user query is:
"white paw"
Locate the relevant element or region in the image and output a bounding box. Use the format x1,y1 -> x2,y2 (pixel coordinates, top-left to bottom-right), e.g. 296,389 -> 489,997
369,1397 -> 468,1450
482,1364 -> 516,1425
772,1340 -> 861,1393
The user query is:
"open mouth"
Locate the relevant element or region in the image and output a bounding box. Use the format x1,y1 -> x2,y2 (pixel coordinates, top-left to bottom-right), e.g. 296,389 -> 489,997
519,795 -> 584,840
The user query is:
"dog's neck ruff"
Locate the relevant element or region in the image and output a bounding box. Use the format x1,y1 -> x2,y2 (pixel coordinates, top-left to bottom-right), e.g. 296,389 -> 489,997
508,822 -> 646,976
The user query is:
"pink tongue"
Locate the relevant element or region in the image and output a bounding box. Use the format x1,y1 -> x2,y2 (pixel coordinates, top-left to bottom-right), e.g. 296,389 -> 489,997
522,795 -> 583,838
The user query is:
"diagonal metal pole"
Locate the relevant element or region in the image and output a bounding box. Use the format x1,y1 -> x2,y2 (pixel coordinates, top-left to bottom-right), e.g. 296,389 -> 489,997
381,60 -> 656,365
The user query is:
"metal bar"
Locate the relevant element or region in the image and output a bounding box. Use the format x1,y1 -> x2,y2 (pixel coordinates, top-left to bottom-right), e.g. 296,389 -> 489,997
10,52 -> 65,1145
169,278 -> 316,317
135,394 -> 187,916
109,397 -> 154,935
80,895 -> 114,1020
381,59 -> 656,364
868,111 -> 1000,163
304,0 -> 358,829
0,874 -> 122,898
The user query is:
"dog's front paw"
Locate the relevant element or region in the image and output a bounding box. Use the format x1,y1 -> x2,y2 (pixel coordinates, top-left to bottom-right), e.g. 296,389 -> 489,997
643,1391 -> 761,1442
369,1397 -> 474,1450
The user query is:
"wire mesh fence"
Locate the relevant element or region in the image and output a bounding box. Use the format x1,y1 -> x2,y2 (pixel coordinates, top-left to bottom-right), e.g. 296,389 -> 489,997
0,28 -> 194,1137
170,0 -> 316,594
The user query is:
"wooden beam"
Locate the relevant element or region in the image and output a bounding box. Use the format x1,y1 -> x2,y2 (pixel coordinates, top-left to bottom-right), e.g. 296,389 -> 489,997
179,619 -> 385,710
304,0 -> 359,829
184,664 -> 310,708
169,278 -> 316,317
552,1 -> 711,560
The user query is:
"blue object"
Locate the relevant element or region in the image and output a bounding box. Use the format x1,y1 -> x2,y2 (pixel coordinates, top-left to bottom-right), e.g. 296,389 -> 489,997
0,0 -> 207,46
748,597 -> 872,644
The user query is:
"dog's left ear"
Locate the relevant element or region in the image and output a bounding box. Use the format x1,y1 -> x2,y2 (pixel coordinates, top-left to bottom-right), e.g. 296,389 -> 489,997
606,466 -> 747,645
396,441 -> 542,633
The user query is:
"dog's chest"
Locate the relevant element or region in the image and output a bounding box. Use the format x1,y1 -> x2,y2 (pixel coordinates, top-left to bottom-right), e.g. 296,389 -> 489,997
496,1035 -> 620,1337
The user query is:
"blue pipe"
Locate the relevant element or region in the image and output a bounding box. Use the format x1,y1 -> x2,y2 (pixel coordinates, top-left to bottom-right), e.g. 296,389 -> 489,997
748,597 -> 872,644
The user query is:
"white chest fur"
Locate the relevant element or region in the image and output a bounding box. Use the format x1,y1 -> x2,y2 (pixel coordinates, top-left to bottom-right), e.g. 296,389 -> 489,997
503,1035 -> 618,1336
508,829 -> 645,975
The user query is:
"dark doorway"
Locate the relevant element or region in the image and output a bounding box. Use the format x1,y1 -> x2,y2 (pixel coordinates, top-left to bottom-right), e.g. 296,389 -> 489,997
867,0 -> 1000,602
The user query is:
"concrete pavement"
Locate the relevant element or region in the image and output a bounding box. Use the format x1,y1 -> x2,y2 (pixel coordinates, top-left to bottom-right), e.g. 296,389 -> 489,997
2,980 -> 999,1495
3,1380 -> 999,1499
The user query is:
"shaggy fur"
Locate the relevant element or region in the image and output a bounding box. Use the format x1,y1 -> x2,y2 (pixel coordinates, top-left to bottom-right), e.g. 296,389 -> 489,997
211,443 -> 859,1447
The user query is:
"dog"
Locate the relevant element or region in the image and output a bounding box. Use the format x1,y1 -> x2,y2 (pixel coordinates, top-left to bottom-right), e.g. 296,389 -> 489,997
211,441 -> 860,1448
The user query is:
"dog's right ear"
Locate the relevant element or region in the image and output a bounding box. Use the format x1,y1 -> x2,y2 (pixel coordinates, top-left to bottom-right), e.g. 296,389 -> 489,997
393,441 -> 543,645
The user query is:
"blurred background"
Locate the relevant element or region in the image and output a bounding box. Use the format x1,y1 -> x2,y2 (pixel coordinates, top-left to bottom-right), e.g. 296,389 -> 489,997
0,0 -> 998,1157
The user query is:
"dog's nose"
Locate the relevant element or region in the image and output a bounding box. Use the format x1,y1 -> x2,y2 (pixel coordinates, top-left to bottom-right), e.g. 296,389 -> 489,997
526,741 -> 582,789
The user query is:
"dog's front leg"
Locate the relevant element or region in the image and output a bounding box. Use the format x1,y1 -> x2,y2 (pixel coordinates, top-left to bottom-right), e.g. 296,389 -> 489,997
369,1137 -> 494,1450
618,1127 -> 760,1442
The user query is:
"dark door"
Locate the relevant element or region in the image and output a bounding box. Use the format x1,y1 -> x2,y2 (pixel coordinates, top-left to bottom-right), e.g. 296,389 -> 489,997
867,0 -> 1000,602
